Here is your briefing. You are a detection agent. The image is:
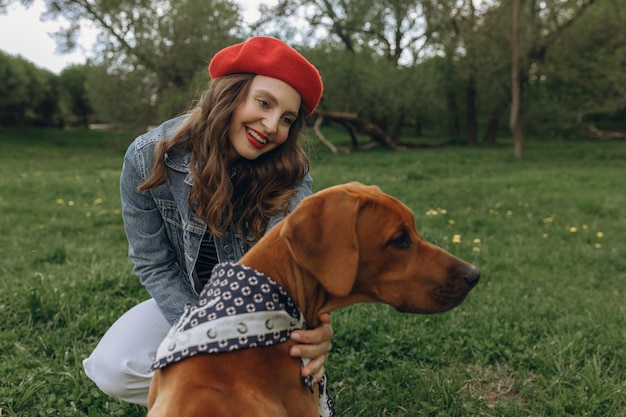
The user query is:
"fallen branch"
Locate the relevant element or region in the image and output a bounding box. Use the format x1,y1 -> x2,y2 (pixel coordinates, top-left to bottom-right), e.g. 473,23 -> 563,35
312,113 -> 349,154
312,111 -> 399,149
313,111 -> 444,150
585,124 -> 626,141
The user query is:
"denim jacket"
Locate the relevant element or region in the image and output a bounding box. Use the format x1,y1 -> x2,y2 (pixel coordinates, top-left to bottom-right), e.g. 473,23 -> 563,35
120,115 -> 313,324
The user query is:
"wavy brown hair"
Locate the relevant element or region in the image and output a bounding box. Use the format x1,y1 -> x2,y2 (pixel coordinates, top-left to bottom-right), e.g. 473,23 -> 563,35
138,74 -> 310,240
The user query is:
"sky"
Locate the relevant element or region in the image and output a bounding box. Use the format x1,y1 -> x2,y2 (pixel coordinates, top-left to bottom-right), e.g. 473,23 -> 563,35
0,1 -> 273,74
0,2 -> 97,73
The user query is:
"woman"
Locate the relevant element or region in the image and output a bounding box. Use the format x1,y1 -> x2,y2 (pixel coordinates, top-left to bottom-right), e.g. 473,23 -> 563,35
83,36 -> 333,406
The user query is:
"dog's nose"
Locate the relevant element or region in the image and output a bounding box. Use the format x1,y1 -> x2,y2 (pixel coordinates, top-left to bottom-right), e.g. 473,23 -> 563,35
463,266 -> 480,288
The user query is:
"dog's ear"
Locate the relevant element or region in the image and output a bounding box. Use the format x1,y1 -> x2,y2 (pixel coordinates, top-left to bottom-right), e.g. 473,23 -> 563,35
280,187 -> 360,297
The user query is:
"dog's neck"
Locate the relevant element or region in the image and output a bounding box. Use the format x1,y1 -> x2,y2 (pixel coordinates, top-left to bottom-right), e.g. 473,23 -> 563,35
239,224 -> 328,328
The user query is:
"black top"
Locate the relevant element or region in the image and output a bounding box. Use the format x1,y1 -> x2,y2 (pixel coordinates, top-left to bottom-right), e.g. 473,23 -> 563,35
194,231 -> 219,290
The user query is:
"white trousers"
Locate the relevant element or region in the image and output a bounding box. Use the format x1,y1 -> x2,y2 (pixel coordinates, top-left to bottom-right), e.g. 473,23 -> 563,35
82,299 -> 172,406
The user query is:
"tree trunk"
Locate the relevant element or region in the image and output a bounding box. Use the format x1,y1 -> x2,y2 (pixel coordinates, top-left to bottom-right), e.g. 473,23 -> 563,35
345,124 -> 359,148
415,118 -> 423,137
390,112 -> 405,141
446,90 -> 462,144
510,0 -> 524,159
466,74 -> 477,146
483,106 -> 501,145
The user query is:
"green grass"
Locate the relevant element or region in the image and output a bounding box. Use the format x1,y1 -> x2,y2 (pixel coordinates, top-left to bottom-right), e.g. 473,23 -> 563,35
1,127 -> 624,416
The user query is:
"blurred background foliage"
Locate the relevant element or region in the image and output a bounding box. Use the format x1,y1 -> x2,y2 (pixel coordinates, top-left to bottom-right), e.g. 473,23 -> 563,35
0,0 -> 624,143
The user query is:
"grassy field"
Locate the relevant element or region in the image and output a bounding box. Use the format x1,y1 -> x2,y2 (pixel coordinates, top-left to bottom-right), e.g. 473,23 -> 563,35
0,126 -> 624,416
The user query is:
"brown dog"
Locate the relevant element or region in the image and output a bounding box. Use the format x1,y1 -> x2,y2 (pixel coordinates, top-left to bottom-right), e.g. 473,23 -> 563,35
147,182 -> 479,417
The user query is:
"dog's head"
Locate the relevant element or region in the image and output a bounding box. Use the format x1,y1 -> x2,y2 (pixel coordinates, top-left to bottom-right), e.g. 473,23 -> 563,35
280,182 -> 479,314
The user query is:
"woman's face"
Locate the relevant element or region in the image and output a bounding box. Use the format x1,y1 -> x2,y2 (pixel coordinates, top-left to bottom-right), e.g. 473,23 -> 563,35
228,75 -> 301,161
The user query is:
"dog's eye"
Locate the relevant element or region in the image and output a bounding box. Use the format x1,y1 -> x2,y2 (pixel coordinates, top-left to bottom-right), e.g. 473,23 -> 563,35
388,231 -> 412,249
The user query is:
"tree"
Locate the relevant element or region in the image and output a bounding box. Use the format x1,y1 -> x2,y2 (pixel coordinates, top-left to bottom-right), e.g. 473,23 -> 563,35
303,45 -> 422,145
32,68 -> 60,127
0,51 -> 61,127
5,0 -> 622,141
510,0 -> 523,159
420,0 -> 466,144
511,0 -> 598,140
13,0 -> 245,126
261,0 -> 430,64
528,0 -> 626,136
58,64 -> 92,126
258,0 -> 434,147
0,51 -> 30,126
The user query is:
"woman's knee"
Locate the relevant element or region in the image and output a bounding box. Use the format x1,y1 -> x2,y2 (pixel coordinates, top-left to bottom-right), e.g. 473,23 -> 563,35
83,349 -> 143,395
82,299 -> 169,404
83,350 -> 153,405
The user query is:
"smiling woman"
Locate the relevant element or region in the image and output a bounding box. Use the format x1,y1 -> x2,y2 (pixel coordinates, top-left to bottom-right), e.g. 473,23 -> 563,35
80,36 -> 330,411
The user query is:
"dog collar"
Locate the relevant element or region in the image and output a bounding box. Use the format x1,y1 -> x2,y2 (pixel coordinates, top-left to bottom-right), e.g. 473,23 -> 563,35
152,262 -> 335,417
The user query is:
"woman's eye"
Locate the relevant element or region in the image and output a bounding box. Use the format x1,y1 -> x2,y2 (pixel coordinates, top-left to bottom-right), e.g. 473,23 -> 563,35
281,116 -> 294,125
257,99 -> 269,108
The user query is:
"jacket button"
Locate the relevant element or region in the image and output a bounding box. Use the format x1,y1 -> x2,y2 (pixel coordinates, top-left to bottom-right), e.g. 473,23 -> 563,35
223,244 -> 232,254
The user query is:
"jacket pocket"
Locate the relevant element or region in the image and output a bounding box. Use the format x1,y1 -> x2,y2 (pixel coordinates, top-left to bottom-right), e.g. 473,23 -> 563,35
156,199 -> 185,267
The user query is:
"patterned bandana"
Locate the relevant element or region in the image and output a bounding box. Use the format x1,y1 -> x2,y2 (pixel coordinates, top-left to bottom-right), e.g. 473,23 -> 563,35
152,262 -> 334,417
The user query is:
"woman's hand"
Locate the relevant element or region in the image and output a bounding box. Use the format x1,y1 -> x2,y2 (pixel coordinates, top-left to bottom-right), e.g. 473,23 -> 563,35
289,313 -> 333,383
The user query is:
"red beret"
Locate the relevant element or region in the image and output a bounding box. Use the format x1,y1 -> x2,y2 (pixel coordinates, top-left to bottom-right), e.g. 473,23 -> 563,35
208,37 -> 323,116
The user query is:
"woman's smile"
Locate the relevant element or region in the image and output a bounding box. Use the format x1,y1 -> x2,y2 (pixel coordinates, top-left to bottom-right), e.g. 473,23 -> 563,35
245,126 -> 268,148
228,75 -> 301,161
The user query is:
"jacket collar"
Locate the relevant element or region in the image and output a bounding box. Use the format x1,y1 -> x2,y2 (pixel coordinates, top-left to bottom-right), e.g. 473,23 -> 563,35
164,147 -> 192,173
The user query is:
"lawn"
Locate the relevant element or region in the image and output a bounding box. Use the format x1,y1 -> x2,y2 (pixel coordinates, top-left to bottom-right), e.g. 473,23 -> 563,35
0,126 -> 624,416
